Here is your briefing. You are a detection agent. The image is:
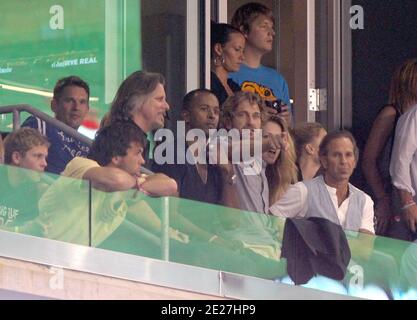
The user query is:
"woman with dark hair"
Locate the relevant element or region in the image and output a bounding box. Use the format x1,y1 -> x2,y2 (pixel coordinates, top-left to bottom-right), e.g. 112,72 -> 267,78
211,23 -> 245,106
363,58 -> 417,235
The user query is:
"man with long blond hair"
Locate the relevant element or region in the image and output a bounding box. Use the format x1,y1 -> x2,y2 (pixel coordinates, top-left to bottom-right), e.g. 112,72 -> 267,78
108,71 -> 169,169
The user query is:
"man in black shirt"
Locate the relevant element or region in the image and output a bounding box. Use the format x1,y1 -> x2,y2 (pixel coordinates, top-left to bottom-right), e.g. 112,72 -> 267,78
152,90 -> 289,279
152,89 -> 243,254
153,88 -> 238,208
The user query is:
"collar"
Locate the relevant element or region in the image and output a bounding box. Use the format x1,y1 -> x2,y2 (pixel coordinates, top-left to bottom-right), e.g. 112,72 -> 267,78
321,176 -> 352,198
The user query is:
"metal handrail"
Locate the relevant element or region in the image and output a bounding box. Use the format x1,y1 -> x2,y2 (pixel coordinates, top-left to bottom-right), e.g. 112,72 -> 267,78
0,104 -> 161,256
0,104 -> 92,146
0,104 -> 154,175
0,229 -> 357,300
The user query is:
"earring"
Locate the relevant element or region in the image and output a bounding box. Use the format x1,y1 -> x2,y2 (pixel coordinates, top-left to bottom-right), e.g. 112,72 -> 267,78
214,55 -> 225,66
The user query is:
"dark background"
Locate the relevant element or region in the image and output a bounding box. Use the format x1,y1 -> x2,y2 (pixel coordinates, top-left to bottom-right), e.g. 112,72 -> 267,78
351,0 -> 417,191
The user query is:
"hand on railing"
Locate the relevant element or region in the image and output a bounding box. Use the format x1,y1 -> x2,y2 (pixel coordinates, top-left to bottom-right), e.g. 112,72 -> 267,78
209,235 -> 244,252
168,227 -> 189,244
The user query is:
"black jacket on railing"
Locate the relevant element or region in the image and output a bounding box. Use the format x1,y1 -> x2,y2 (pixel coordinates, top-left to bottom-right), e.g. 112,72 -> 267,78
281,216 -> 351,285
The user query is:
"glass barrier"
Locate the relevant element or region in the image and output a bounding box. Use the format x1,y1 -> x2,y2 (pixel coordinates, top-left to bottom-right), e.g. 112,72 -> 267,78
0,164 -> 90,245
0,0 -> 189,135
90,187 -> 417,300
0,0 -> 142,133
91,187 -> 165,259
90,188 -> 287,279
2,163 -> 417,299
166,196 -> 287,280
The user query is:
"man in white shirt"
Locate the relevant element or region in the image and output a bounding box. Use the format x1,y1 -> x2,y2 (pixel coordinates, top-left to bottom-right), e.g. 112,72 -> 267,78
270,130 -> 375,235
390,104 -> 417,233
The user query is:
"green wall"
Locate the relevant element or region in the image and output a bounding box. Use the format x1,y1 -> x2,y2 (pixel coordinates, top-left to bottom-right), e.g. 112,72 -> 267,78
0,0 -> 141,131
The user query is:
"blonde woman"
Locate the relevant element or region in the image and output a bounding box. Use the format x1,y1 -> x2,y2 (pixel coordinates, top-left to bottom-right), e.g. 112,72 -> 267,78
263,115 -> 298,205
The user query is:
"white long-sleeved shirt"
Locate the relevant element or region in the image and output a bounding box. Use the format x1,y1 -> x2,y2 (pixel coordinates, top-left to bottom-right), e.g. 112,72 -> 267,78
390,104 -> 417,198
269,181 -> 375,233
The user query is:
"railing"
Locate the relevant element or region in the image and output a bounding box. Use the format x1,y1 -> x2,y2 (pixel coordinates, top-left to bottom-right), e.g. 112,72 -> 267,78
0,104 -> 93,146
0,104 -> 154,175
1,164 -> 417,299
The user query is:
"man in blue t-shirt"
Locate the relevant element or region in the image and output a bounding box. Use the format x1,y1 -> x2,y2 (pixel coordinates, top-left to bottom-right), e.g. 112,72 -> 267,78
230,2 -> 292,127
22,76 -> 90,174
